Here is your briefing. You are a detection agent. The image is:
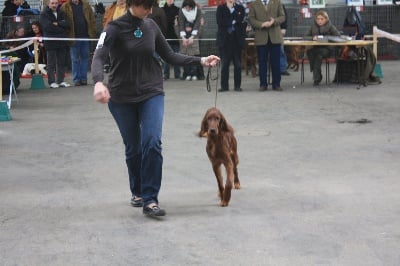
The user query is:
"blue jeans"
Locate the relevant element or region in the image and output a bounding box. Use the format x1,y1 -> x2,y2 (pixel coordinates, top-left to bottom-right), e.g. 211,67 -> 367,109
108,95 -> 164,207
257,41 -> 281,88
70,40 -> 89,83
163,43 -> 181,79
280,45 -> 287,73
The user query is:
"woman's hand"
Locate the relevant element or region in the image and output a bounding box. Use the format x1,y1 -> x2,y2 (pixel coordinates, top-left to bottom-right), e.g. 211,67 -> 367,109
201,55 -> 220,67
188,36 -> 194,45
182,37 -> 188,48
93,82 -> 110,103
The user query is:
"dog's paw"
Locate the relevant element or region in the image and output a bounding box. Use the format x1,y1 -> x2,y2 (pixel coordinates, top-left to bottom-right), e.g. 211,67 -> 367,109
234,182 -> 241,189
220,200 -> 229,207
217,191 -> 222,199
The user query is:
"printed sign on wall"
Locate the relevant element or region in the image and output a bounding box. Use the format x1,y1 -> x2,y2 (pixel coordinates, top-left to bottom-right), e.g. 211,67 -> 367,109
309,0 -> 325,9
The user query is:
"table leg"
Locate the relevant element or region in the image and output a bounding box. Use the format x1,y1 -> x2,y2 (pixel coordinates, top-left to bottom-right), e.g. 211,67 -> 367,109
6,63 -> 18,109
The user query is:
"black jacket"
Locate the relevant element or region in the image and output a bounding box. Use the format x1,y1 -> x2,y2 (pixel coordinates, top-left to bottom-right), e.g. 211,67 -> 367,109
2,0 -> 18,16
148,4 -> 167,36
280,4 -> 287,30
39,6 -> 70,50
163,3 -> 179,44
91,12 -> 201,103
216,3 -> 246,49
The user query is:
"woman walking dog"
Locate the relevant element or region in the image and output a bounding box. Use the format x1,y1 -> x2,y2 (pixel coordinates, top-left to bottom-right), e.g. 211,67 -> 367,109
91,0 -> 219,217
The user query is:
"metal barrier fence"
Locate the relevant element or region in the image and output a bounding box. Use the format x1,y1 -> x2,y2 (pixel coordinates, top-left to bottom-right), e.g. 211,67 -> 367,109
1,4 -> 400,59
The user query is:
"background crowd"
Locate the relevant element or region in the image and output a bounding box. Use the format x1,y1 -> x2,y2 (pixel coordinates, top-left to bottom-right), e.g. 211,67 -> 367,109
1,0 -> 377,93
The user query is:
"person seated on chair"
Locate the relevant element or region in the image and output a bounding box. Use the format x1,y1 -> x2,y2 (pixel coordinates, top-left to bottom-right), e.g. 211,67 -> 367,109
5,25 -> 32,74
305,10 -> 339,86
0,44 -> 21,94
27,21 -> 47,65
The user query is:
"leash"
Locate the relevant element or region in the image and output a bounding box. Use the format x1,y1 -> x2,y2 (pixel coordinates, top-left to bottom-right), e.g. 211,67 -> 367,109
206,63 -> 220,107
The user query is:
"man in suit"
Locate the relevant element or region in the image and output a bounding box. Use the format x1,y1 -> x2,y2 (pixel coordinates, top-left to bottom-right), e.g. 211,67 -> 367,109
249,0 -> 285,91
216,0 -> 246,92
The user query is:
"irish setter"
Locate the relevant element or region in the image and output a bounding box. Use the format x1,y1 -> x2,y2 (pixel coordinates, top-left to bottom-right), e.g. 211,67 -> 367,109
285,45 -> 305,72
198,107 -> 240,207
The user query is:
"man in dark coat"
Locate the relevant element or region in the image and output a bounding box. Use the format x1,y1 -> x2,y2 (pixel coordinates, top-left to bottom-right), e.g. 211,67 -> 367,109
163,0 -> 180,79
148,0 -> 167,35
216,0 -> 246,91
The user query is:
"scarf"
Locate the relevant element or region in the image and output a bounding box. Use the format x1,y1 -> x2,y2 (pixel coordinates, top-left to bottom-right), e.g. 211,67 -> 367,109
182,7 -> 197,23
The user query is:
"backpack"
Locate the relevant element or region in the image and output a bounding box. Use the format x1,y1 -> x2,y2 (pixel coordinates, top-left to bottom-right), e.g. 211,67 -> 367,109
344,7 -> 366,40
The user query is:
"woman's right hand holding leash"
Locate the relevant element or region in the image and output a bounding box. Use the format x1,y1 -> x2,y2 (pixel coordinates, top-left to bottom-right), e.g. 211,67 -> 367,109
94,82 -> 111,103
201,55 -> 220,67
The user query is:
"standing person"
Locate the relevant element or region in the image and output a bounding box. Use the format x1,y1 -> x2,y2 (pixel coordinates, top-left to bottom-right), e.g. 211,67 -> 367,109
102,0 -> 127,28
91,0 -> 220,217
61,0 -> 96,86
2,0 -> 20,16
102,0 -> 127,73
20,0 -> 29,8
280,4 -> 289,76
39,0 -> 71,88
148,0 -> 167,36
148,0 -> 167,63
1,0 -> 21,38
249,0 -> 285,91
306,10 -> 339,86
177,0 -> 202,81
216,0 -> 246,92
163,0 -> 180,80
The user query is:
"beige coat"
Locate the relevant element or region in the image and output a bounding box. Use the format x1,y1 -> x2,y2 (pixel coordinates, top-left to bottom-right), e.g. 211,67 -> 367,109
248,0 -> 285,45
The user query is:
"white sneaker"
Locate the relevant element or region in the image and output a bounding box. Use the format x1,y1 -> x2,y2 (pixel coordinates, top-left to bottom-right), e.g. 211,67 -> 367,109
50,82 -> 59,88
185,76 -> 191,81
191,76 -> 197,81
59,81 -> 71,87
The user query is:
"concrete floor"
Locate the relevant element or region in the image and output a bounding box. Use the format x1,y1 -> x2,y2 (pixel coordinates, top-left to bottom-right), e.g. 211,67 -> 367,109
1,61 -> 399,265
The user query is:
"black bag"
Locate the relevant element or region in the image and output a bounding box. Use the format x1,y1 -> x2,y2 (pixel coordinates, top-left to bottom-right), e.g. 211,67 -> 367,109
344,7 -> 366,40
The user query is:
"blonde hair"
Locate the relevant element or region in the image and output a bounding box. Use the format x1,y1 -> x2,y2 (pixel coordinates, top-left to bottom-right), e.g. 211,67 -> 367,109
315,10 -> 329,21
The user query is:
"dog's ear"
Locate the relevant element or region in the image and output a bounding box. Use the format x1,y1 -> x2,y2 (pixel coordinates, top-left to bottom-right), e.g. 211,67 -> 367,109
219,113 -> 234,133
219,113 -> 228,132
198,111 -> 208,137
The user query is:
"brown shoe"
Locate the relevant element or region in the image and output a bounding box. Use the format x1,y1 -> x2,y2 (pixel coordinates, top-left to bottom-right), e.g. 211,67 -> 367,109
272,87 -> 283,91
259,86 -> 268,91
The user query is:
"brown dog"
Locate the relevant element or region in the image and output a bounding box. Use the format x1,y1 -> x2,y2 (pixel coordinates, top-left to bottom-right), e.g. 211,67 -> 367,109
242,42 -> 258,77
285,45 -> 305,72
198,107 -> 240,207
